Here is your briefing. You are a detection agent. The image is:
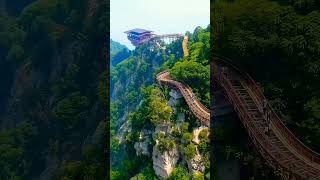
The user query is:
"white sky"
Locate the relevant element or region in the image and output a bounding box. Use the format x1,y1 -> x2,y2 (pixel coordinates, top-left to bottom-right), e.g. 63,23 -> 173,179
111,0 -> 210,49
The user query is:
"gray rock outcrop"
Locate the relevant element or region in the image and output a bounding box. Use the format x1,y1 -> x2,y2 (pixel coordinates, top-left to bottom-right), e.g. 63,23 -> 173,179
187,148 -> 205,174
134,131 -> 151,156
152,141 -> 179,179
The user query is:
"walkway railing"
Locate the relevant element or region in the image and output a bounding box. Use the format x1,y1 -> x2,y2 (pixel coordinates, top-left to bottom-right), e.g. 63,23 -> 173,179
213,55 -> 320,179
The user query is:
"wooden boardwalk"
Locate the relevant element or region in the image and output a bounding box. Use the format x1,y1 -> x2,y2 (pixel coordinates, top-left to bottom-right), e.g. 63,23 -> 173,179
213,57 -> 320,179
157,36 -> 320,179
156,71 -> 210,127
157,36 -> 210,126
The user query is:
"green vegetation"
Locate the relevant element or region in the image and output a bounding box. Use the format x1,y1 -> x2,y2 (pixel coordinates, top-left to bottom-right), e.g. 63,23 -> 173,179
129,86 -> 173,131
167,166 -> 191,180
57,144 -> 104,180
110,40 -> 169,178
169,27 -> 210,107
213,0 -> 320,178
182,132 -> 193,144
0,0 -> 107,179
156,136 -> 176,154
214,0 -> 320,151
110,39 -> 130,66
199,128 -> 209,140
198,129 -> 209,155
55,92 -> 90,130
193,172 -> 205,180
111,26 -> 210,179
181,143 -> 197,160
144,88 -> 173,125
0,122 -> 38,179
171,126 -> 181,137
111,39 -> 127,55
128,164 -> 157,180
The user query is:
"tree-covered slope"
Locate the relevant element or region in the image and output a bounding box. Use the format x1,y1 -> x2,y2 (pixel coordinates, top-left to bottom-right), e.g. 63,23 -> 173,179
0,0 -> 107,179
110,39 -> 130,67
111,26 -> 210,179
213,0 -> 320,178
110,39 -> 127,55
214,0 -> 320,152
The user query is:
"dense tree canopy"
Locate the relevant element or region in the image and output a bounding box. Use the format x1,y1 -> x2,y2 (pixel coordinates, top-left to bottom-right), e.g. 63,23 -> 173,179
213,0 -> 320,152
170,27 -> 210,107
213,0 -> 320,178
0,0 -> 107,179
110,26 -> 210,179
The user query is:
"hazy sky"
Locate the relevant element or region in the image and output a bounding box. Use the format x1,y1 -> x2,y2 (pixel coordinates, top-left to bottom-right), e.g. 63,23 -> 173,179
111,0 -> 210,49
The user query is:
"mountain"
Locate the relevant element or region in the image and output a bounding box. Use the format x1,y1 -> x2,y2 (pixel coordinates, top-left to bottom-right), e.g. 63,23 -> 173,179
110,39 -> 130,66
0,0 -> 107,179
110,39 -> 127,55
110,26 -> 210,179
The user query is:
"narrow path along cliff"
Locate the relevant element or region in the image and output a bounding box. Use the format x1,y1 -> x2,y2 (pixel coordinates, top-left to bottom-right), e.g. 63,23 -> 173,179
156,36 -> 210,127
156,34 -> 320,179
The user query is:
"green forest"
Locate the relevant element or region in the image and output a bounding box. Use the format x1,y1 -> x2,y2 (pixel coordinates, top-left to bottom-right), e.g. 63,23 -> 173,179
110,27 -> 210,179
110,39 -> 130,67
0,0 -> 107,179
213,0 -> 320,178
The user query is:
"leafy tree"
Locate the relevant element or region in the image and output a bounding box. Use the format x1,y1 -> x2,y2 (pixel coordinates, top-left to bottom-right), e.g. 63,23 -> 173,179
198,140 -> 208,155
133,86 -> 174,126
170,60 -> 209,88
129,164 -> 157,180
0,121 -> 39,179
110,136 -> 120,154
110,26 -> 210,178
182,132 -> 193,144
148,95 -> 173,125
55,92 -> 89,130
110,169 -> 123,180
212,0 -> 320,177
157,138 -> 176,153
167,166 -> 190,180
58,161 -> 84,180
199,128 -> 209,141
171,126 -> 181,137
193,172 -> 205,180
181,122 -> 190,133
182,143 -> 197,160
170,60 -> 210,107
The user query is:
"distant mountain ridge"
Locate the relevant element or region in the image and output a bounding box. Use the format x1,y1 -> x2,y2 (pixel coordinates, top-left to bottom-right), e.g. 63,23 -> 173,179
110,39 -> 131,66
111,39 -> 127,55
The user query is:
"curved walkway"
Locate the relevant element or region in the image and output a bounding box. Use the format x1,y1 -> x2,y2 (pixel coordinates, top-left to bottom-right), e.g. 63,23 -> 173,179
157,36 -> 210,126
213,57 -> 320,179
156,71 -> 210,126
157,35 -> 320,179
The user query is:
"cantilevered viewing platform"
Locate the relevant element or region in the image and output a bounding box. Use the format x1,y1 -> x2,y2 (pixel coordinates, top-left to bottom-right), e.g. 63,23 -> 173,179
124,28 -> 156,46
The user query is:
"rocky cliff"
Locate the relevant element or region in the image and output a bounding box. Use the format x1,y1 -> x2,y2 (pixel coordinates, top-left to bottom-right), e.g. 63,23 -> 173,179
0,0 -> 107,179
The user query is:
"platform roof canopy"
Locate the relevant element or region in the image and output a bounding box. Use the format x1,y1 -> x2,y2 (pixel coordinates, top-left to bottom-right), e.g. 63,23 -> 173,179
124,28 -> 154,35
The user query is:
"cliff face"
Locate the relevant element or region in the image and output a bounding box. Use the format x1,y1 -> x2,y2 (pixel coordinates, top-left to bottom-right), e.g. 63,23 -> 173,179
111,27 -> 210,179
0,0 -> 107,179
152,142 -> 179,178
0,41 -> 80,128
110,45 -> 165,126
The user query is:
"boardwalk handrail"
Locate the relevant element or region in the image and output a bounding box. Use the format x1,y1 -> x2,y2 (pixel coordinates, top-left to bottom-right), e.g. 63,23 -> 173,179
148,34 -> 184,43
156,71 -> 210,126
213,54 -> 320,164
156,36 -> 210,126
